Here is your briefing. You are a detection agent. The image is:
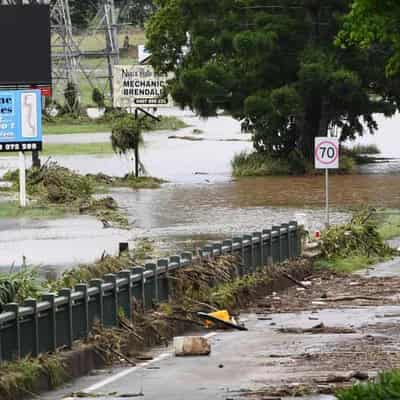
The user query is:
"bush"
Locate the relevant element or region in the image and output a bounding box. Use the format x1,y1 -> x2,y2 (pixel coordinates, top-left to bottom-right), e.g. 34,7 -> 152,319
320,208 -> 394,260
231,151 -> 310,177
5,162 -> 95,204
63,81 -> 80,115
92,88 -> 106,109
111,115 -> 143,155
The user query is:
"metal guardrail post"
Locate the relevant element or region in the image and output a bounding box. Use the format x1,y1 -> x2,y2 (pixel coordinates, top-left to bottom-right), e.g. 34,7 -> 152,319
41,294 -> 57,353
75,284 -> 89,339
243,234 -> 253,274
24,298 -> 39,357
213,243 -> 222,257
233,237 -> 244,276
89,279 -> 104,326
272,226 -> 282,263
290,220 -> 299,256
170,255 -> 181,268
132,267 -> 146,310
281,223 -> 290,260
59,288 -> 73,349
223,239 -> 236,276
104,274 -> 119,328
253,232 -> 263,269
145,263 -> 158,308
118,270 -> 133,320
3,303 -> 20,360
157,259 -> 170,302
262,229 -> 273,265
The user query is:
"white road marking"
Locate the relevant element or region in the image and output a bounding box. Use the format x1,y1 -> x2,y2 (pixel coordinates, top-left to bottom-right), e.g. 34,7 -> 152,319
63,332 -> 218,399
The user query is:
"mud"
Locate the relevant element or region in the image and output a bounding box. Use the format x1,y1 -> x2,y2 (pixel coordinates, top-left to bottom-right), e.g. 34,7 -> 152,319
236,268 -> 400,399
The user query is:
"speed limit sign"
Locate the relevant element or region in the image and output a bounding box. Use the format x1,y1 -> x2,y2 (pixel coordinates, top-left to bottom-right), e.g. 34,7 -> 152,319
315,137 -> 339,169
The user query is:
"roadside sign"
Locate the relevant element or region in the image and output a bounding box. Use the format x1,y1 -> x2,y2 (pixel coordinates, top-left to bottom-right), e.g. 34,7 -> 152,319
0,90 -> 42,153
113,65 -> 173,108
315,137 -> 339,169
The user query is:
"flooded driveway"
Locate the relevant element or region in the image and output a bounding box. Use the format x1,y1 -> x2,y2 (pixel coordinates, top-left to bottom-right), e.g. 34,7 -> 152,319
1,111 -> 400,269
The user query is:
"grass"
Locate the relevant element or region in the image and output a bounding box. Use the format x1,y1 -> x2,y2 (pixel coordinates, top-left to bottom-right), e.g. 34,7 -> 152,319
375,209 -> 400,240
314,255 -> 380,273
232,151 -> 291,177
0,201 -> 69,219
43,116 -> 187,135
336,370 -> 400,400
43,122 -> 111,135
0,355 -> 66,399
112,176 -> 167,189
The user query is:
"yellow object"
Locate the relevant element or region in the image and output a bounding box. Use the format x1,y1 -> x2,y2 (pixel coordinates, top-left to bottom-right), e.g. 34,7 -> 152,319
204,310 -> 231,328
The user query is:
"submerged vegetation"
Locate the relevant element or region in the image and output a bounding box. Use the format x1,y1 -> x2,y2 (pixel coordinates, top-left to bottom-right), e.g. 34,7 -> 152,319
0,162 -> 166,223
231,150 -> 357,177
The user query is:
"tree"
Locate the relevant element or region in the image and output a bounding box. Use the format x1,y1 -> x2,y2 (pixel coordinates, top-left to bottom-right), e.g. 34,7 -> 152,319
146,0 -> 399,164
69,0 -> 155,29
111,114 -> 144,177
338,0 -> 400,76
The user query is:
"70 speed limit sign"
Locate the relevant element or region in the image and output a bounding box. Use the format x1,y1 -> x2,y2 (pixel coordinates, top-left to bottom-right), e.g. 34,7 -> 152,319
315,137 -> 339,169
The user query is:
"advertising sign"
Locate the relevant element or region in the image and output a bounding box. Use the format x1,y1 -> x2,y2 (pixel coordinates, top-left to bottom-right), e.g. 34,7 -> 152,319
315,137 -> 339,169
113,65 -> 173,108
0,90 -> 42,152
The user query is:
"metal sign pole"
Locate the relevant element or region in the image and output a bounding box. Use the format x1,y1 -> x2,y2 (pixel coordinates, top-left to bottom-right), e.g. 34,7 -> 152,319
19,151 -> 27,208
325,128 -> 330,228
325,168 -> 329,227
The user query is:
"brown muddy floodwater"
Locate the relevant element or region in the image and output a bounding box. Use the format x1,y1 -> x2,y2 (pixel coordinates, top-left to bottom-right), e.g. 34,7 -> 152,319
0,111 -> 399,270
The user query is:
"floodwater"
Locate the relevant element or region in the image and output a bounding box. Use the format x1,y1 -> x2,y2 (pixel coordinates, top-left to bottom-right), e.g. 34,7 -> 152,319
0,111 -> 400,269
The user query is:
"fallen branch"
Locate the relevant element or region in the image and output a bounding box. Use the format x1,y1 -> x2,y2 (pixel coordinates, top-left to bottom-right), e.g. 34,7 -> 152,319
319,296 -> 382,302
95,344 -> 136,366
282,272 -> 309,289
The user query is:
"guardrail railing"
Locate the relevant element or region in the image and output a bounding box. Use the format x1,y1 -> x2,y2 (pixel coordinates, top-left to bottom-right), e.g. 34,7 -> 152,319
0,221 -> 300,362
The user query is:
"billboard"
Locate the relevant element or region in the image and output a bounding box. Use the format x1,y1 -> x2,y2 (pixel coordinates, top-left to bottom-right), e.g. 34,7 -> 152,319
0,90 -> 42,152
0,5 -> 51,87
113,65 -> 173,108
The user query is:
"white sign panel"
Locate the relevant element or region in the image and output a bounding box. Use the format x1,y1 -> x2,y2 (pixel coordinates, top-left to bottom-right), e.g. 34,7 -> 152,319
315,137 -> 339,169
113,65 -> 173,108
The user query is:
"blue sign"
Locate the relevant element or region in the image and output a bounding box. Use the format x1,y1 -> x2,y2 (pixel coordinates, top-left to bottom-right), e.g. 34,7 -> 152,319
0,90 -> 42,152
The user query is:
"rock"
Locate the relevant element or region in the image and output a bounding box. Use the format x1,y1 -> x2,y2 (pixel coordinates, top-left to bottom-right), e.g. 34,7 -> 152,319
174,336 -> 211,356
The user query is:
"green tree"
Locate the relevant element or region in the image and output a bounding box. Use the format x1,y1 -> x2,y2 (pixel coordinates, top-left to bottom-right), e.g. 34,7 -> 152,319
338,0 -> 400,76
146,0 -> 399,164
111,114 -> 144,177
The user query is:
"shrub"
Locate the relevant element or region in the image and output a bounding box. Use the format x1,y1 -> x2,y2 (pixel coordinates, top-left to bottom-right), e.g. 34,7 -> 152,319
63,81 -> 80,115
92,88 -> 106,108
337,370 -> 400,400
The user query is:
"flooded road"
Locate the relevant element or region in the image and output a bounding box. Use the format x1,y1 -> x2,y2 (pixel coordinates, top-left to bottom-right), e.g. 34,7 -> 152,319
1,111 -> 400,268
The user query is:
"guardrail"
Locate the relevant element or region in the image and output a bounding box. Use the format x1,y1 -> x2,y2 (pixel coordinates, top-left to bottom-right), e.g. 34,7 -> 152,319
0,221 -> 300,362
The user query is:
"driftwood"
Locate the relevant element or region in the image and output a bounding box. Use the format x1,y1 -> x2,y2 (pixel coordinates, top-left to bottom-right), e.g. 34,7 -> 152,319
282,272 -> 309,289
319,296 -> 382,302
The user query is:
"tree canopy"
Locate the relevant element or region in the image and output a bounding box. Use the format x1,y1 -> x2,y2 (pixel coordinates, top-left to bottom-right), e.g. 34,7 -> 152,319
146,0 -> 400,162
338,0 -> 400,76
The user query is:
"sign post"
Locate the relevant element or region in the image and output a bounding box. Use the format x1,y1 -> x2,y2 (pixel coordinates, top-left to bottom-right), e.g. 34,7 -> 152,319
0,90 -> 43,207
315,136 -> 339,227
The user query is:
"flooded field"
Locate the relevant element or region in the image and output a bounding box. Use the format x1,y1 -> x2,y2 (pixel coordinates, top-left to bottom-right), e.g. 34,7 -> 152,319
0,112 -> 399,270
